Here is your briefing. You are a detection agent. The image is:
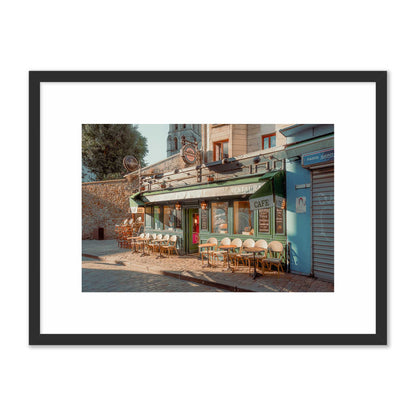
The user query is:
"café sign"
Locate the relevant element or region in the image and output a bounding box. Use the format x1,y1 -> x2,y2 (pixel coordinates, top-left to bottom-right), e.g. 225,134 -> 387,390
250,194 -> 274,210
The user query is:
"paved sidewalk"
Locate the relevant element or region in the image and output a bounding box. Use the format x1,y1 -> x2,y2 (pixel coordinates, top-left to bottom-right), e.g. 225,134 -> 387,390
82,240 -> 334,292
83,257 -> 224,292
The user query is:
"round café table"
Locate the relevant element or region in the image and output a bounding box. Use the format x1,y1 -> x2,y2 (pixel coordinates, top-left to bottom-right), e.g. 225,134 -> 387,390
198,242 -> 216,267
136,237 -> 150,256
243,247 -> 266,279
218,244 -> 237,271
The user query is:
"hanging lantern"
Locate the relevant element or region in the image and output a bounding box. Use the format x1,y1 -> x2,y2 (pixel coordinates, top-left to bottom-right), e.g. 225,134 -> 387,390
175,202 -> 181,211
200,201 -> 208,210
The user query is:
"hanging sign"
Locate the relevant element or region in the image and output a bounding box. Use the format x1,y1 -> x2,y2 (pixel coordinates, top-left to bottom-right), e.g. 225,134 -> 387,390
200,209 -> 208,231
181,143 -> 198,164
130,206 -> 138,213
250,194 -> 274,210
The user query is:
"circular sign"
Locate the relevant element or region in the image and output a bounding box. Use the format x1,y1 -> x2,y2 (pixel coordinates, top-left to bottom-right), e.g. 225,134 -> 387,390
181,143 -> 198,164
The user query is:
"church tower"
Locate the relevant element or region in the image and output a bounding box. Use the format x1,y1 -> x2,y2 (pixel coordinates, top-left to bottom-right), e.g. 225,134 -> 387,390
166,124 -> 201,157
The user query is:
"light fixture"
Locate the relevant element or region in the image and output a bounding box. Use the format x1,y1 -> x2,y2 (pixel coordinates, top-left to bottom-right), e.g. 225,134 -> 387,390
207,175 -> 214,182
253,156 -> 261,164
200,201 -> 208,210
175,202 -> 181,210
160,181 -> 167,189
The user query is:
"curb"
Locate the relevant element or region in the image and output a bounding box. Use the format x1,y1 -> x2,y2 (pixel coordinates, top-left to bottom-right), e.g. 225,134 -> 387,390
82,253 -> 254,292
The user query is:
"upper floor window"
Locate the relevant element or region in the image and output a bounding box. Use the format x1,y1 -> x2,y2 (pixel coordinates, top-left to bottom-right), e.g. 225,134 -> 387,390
174,124 -> 178,130
262,133 -> 276,149
173,137 -> 178,151
213,140 -> 229,161
183,124 -> 186,128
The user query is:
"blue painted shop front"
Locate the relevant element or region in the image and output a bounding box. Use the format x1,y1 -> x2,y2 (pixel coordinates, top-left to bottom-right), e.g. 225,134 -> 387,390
286,159 -> 312,275
281,124 -> 334,279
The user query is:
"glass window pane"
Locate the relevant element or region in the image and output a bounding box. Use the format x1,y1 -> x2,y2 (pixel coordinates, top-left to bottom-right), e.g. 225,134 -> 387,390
175,209 -> 182,229
223,141 -> 229,158
270,135 -> 276,147
145,206 -> 152,227
163,205 -> 175,230
233,201 -> 254,235
211,202 -> 228,233
154,206 -> 162,230
264,137 -> 269,149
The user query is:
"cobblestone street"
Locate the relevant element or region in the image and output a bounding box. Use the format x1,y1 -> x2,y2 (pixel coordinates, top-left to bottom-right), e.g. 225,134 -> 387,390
83,257 -> 224,292
83,240 -> 334,292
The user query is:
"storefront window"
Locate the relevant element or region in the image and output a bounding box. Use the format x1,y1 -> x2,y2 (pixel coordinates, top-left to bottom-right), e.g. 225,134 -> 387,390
163,205 -> 175,230
145,206 -> 152,227
154,206 -> 162,230
163,205 -> 181,230
233,201 -> 254,235
211,202 -> 228,233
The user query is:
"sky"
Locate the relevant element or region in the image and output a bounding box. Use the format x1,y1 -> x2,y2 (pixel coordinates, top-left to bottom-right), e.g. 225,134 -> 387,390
137,124 -> 169,166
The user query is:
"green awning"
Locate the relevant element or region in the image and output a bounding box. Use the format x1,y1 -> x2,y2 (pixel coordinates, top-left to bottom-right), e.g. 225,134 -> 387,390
249,170 -> 285,209
130,174 -> 275,205
129,196 -> 145,207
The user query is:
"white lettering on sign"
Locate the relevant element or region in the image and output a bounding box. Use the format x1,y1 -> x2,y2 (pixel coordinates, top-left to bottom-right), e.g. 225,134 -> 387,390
250,195 -> 274,210
130,206 -> 138,213
145,182 -> 265,203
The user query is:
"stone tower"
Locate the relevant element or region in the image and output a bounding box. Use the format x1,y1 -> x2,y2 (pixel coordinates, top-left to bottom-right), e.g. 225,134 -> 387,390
166,124 -> 201,157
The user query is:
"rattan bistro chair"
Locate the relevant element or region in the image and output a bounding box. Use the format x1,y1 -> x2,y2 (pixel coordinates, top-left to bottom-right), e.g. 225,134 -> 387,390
131,233 -> 145,253
161,235 -> 179,257
247,239 -> 268,272
200,237 -> 218,265
211,237 -> 231,266
232,238 -> 255,270
227,238 -> 242,267
261,241 -> 284,277
148,234 -> 163,253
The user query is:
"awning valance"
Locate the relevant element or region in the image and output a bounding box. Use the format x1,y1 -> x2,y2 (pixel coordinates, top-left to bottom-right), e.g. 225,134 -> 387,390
131,175 -> 271,205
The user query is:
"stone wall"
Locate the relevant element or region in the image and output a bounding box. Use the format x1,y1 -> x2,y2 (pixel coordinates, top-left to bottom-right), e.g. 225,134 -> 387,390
82,179 -> 132,240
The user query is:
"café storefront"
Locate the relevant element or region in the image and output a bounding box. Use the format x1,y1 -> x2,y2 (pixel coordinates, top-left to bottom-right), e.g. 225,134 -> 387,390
129,170 -> 287,259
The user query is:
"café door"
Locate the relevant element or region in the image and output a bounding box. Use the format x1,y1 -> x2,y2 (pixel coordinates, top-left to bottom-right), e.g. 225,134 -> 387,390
186,208 -> 199,253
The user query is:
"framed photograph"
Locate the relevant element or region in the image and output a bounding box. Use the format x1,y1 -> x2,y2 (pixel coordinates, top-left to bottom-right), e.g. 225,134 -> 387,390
29,71 -> 387,345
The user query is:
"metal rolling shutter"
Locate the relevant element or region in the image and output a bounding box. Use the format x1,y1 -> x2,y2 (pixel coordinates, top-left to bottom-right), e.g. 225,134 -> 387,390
312,167 -> 334,281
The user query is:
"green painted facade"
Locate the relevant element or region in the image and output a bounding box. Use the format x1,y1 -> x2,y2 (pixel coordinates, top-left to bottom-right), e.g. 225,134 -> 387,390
135,170 -> 287,264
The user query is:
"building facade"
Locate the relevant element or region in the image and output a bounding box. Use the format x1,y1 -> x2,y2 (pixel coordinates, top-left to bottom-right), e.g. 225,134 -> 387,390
126,124 -> 334,282
166,124 -> 201,157
280,124 -> 334,281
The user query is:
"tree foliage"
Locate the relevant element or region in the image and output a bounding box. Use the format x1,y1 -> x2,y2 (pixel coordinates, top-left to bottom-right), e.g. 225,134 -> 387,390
82,124 -> 148,180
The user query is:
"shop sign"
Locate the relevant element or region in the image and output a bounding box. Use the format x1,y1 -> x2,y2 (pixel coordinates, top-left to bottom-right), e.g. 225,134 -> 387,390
130,206 -> 138,213
302,148 -> 334,167
144,182 -> 265,203
200,209 -> 208,231
249,194 -> 274,210
275,196 -> 286,209
296,196 -> 307,213
258,209 -> 270,233
181,143 -> 198,165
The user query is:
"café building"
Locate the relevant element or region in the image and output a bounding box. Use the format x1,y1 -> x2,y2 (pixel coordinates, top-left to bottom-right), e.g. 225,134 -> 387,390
127,147 -> 287,260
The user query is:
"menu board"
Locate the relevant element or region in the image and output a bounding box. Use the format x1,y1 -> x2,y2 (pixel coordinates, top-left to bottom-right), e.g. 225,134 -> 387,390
200,209 -> 208,231
258,209 -> 270,234
275,207 -> 284,234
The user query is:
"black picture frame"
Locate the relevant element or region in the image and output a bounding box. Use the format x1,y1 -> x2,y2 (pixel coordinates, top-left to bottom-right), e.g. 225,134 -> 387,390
29,71 -> 387,346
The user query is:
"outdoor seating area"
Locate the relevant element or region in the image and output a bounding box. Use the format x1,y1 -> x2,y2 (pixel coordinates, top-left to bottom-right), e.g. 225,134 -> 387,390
198,237 -> 285,279
115,225 -> 284,279
126,232 -> 180,258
